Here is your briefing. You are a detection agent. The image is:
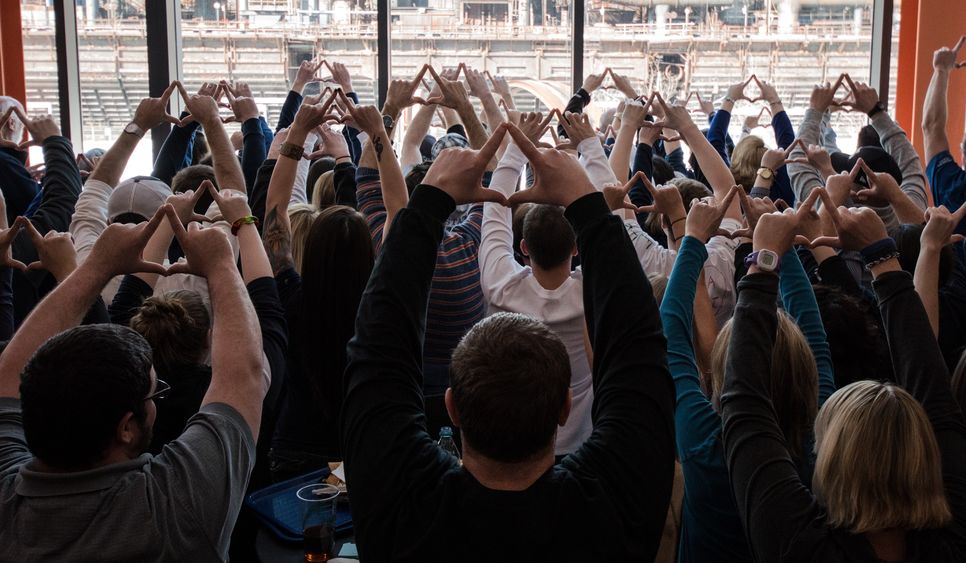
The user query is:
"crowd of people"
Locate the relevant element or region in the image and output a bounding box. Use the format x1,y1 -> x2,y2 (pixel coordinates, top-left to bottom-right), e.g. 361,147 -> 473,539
0,35 -> 965,562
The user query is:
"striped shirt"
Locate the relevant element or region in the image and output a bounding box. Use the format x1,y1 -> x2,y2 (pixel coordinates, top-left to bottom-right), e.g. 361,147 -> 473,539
356,167 -> 484,366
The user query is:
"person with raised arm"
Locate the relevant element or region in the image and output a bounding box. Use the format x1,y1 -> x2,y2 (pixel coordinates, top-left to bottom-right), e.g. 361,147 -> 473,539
343,123 -> 674,561
0,204 -> 267,560
923,37 -> 966,263
721,193 -> 966,562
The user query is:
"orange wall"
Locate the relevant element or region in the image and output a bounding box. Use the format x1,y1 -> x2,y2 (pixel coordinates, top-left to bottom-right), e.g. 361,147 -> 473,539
895,0 -> 966,160
0,0 -> 26,104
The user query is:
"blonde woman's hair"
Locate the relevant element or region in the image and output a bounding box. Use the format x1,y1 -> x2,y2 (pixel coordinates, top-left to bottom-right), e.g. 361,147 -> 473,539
710,309 -> 818,460
311,170 -> 336,209
288,203 -> 320,273
813,381 -> 951,532
730,135 -> 767,192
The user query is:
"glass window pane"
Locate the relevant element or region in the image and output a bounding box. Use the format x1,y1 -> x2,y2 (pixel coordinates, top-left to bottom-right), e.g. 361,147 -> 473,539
390,0 -> 573,145
20,1 -> 61,163
179,2 -> 379,147
584,0 -> 900,154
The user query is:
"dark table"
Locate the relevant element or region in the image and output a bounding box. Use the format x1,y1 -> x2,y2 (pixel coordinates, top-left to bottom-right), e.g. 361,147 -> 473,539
255,527 -> 358,562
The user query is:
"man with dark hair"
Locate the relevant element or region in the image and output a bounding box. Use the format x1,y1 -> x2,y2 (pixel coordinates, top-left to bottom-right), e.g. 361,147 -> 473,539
343,123 -> 675,561
520,204 -> 576,269
0,204 -> 268,560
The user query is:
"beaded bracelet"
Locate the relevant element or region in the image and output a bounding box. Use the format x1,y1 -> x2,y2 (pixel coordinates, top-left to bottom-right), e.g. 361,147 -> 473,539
860,238 -> 899,271
231,215 -> 260,236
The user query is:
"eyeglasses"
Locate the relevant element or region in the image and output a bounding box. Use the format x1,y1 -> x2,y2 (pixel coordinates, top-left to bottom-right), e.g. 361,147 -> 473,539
144,379 -> 171,402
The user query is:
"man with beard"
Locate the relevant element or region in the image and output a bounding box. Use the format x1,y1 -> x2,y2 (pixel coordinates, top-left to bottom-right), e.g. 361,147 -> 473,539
0,204 -> 268,562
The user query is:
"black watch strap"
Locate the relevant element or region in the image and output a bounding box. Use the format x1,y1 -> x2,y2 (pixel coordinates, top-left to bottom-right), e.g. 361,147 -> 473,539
867,102 -> 885,118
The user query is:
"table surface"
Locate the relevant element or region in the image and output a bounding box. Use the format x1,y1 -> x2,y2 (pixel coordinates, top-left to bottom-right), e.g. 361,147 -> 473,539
255,527 -> 358,562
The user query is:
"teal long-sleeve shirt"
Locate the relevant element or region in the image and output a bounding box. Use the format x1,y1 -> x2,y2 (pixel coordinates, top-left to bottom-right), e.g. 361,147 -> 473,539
660,236 -> 834,563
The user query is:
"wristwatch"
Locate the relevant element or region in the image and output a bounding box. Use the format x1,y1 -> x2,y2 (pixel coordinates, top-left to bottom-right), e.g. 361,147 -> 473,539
123,122 -> 145,139
867,101 -> 886,118
744,249 -> 782,273
756,167 -> 775,180
382,114 -> 395,132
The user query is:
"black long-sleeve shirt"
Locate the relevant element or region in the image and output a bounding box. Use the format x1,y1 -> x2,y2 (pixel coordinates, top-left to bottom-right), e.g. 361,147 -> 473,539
720,271 -> 966,562
12,136 -> 82,326
342,186 -> 675,562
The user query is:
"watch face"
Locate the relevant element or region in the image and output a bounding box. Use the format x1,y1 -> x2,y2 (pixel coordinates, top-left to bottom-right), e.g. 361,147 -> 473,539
382,115 -> 393,129
758,250 -> 779,270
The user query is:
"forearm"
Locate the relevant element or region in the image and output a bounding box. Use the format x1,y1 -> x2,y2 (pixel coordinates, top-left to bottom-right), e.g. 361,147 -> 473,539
456,102 -> 489,151
203,118 -> 246,194
371,129 -> 408,237
151,120 -> 199,184
89,132 -> 139,187
202,267 -> 266,438
133,223 -> 174,288
237,223 -> 273,284
871,112 -> 928,211
0,261 -> 110,397
609,124 -> 636,182
680,124 -> 740,217
401,103 -> 436,168
240,118 -> 267,194
787,109 -> 826,201
914,246 -> 942,337
706,109 -> 732,165
923,70 -> 951,160
265,130 -> 306,218
479,95 -> 505,133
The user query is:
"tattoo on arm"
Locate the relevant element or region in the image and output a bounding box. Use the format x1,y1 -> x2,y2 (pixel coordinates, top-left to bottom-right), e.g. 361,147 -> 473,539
373,135 -> 384,162
262,207 -> 296,275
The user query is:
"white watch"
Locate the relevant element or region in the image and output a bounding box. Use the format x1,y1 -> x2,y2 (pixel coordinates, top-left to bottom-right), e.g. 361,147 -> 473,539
124,122 -> 145,138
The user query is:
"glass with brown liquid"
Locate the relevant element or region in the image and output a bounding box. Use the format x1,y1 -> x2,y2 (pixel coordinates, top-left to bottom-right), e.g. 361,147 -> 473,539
296,484 -> 340,562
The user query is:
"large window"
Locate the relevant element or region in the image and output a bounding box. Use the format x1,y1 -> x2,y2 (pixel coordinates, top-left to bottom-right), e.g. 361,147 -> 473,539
19,0 -> 901,176
584,0 -> 902,154
390,0 -> 572,141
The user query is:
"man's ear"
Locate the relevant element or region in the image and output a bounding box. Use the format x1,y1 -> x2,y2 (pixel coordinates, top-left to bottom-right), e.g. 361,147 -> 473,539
444,387 -> 460,427
520,238 -> 530,258
115,411 -> 138,447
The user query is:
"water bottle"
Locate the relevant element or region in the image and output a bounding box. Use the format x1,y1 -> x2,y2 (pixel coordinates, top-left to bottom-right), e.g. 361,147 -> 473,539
438,426 -> 462,465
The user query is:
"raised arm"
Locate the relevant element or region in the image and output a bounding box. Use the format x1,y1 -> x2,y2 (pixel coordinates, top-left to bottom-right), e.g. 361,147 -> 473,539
657,95 -> 740,219
719,194 -> 831,563
342,128 -> 508,559
507,123 -> 675,561
850,81 -> 929,212
915,206 -> 966,337
0,210 -> 167,398
352,102 -> 407,237
178,83 -> 246,195
165,207 -> 267,439
923,38 -> 963,162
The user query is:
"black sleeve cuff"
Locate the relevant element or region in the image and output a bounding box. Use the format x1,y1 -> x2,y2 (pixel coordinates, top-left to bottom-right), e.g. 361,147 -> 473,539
564,191 -> 610,233
577,89 -> 591,107
241,117 -> 263,135
41,136 -> 73,155
736,271 -> 780,299
410,184 -> 457,224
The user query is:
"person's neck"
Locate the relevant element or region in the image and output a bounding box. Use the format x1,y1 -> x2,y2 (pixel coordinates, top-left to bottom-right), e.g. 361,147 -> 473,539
531,261 -> 572,291
462,444 -> 555,491
863,528 -> 906,562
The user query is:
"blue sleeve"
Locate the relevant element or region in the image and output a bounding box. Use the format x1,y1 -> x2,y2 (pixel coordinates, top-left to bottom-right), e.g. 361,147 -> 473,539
772,110 -> 795,150
276,90 -> 303,132
0,149 -> 40,225
151,116 -> 200,185
666,147 -> 688,176
258,117 -> 274,154
629,143 -> 654,208
345,127 -> 362,165
928,151 -> 966,232
707,109 -> 732,167
778,249 -> 835,405
660,235 -> 722,455
240,118 -> 267,195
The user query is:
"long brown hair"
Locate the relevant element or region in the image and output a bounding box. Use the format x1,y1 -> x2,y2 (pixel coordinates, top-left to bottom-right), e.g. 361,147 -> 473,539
711,310 -> 818,460
298,205 -> 374,420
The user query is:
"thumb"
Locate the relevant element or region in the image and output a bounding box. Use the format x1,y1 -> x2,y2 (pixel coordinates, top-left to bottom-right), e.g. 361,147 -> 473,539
477,187 -> 509,207
809,236 -> 842,249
